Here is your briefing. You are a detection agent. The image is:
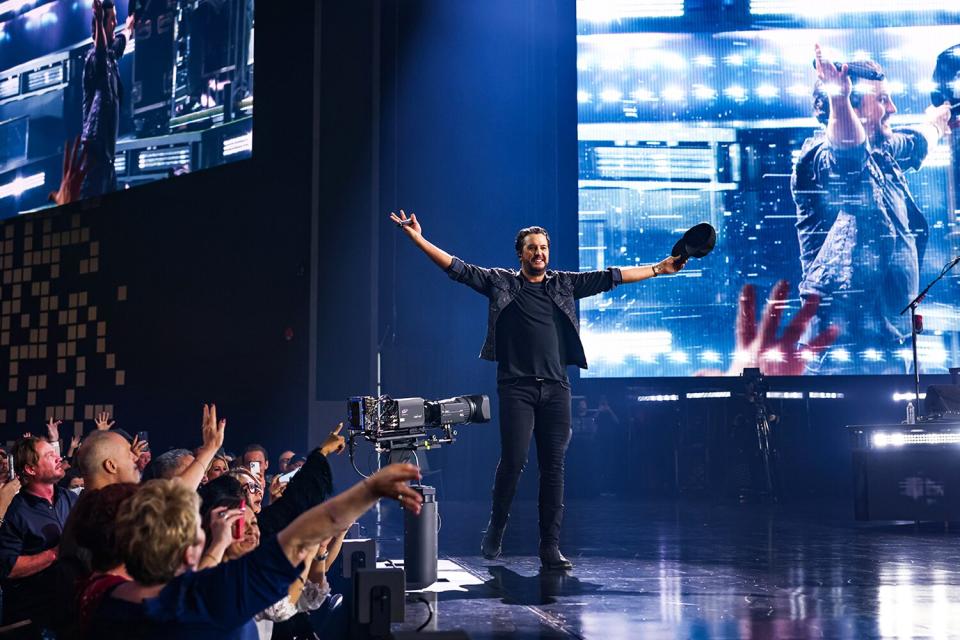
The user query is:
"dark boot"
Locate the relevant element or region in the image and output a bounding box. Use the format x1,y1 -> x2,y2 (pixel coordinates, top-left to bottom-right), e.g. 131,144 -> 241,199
539,545 -> 573,571
481,519 -> 506,560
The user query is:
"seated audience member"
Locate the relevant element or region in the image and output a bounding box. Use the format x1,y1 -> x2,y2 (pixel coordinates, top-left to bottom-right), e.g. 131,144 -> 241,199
76,430 -> 142,490
86,464 -> 422,639
136,449 -> 151,473
229,467 -> 264,513
277,450 -> 295,474
0,448 -> 10,481
62,468 -> 85,494
242,444 -> 270,497
287,455 -> 306,472
0,437 -> 79,632
55,483 -> 140,639
197,475 -> 247,570
140,405 -> 227,489
142,448 -> 194,481
206,454 -> 230,484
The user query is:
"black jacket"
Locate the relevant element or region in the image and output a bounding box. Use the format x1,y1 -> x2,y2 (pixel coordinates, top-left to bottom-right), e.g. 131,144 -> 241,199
445,256 -> 622,369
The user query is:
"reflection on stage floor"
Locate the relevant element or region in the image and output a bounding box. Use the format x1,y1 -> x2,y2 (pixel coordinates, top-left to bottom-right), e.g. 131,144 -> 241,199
359,497 -> 960,639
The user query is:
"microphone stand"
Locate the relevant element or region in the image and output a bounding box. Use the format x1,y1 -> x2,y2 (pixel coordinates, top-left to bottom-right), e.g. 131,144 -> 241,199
900,256 -> 960,417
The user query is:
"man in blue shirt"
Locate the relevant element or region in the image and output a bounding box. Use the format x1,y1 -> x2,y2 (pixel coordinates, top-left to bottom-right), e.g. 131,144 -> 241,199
0,437 -> 79,632
80,0 -> 135,199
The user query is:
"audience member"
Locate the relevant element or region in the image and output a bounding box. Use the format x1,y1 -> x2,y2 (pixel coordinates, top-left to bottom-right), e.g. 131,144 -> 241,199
87,464 -> 422,638
135,449 -> 151,473
229,467 -> 264,514
57,482 -> 140,639
76,430 -> 142,490
63,468 -> 85,494
206,454 -> 230,484
277,450 -> 295,474
242,443 -> 269,488
139,405 -> 226,489
0,437 -> 79,632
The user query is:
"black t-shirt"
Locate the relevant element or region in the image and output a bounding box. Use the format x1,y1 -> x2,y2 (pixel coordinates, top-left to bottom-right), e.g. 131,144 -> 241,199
495,279 -> 569,382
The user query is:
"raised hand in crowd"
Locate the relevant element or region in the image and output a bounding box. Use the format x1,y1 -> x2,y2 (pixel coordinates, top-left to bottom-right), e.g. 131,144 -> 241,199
131,433 -> 149,458
94,411 -> 115,431
278,463 -> 423,568
67,434 -> 82,459
45,417 -> 62,444
268,475 -> 286,502
320,423 -> 346,457
48,137 -> 88,207
0,478 -> 21,519
177,404 -> 227,489
198,505 -> 245,570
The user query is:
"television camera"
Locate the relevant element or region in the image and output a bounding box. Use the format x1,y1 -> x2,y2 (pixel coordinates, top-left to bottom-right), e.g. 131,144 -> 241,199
346,394 -> 491,453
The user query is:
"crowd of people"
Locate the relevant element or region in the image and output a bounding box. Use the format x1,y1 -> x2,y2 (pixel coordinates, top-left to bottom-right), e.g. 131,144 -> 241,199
0,407 -> 422,639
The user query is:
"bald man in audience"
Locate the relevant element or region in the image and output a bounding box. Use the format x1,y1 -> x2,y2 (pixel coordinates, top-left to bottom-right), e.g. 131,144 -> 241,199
76,430 -> 142,490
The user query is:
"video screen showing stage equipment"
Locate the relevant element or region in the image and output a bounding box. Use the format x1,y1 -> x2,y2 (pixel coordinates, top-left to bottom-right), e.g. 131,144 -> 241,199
577,3 -> 960,377
0,0 -> 254,218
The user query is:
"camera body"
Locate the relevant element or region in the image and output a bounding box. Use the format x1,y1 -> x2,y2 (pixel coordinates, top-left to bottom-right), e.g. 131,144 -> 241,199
347,394 -> 490,452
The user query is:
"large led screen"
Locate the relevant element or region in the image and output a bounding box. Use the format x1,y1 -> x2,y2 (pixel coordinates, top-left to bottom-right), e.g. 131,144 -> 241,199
577,3 -> 960,377
0,0 -> 254,218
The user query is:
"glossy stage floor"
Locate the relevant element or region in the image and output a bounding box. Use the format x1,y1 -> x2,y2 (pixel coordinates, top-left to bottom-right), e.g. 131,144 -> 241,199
360,497 -> 960,640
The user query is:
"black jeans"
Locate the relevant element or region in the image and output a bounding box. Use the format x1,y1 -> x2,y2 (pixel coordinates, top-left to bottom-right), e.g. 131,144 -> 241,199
490,378 -> 572,548
80,139 -> 118,200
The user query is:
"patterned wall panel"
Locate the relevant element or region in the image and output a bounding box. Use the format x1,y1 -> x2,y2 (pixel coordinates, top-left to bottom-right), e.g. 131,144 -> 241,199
1,212 -> 126,439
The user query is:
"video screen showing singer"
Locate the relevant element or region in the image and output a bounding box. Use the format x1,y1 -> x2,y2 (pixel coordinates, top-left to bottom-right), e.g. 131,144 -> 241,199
792,46 -> 953,374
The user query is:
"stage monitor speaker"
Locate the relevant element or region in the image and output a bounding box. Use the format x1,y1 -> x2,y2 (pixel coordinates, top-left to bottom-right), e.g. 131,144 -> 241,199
354,567 -> 405,638
925,384 -> 960,415
341,538 -> 377,579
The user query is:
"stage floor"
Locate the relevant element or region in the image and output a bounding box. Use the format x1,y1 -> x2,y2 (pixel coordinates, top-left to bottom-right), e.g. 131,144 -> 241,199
363,497 -> 960,639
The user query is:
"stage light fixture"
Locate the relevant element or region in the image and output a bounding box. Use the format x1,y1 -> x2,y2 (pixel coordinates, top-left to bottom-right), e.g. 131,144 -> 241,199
636,394 -> 680,402
686,391 -> 732,399
692,85 -> 717,100
0,76 -> 19,99
600,88 -> 623,103
892,392 -> 927,402
724,85 -> 747,101
223,132 -> 253,157
0,172 -> 44,200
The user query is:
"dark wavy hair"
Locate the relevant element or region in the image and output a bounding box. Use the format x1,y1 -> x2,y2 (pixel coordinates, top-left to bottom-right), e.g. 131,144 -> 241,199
812,60 -> 886,126
72,482 -> 140,573
514,226 -> 550,256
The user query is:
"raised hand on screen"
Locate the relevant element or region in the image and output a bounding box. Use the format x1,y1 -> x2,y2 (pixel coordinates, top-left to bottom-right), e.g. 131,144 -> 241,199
728,280 -> 838,376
